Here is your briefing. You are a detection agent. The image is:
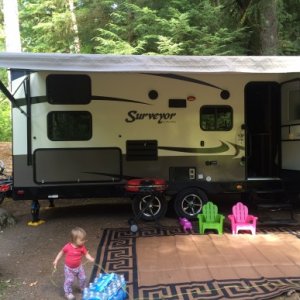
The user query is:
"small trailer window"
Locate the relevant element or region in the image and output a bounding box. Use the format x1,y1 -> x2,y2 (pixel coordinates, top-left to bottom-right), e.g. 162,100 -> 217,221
46,74 -> 91,104
47,111 -> 92,141
289,90 -> 300,121
200,105 -> 233,131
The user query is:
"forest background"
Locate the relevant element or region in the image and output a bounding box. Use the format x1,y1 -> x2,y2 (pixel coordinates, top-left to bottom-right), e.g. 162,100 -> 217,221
0,0 -> 299,141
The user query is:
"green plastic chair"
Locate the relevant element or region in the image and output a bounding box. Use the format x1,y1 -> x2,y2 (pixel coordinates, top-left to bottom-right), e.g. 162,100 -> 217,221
197,201 -> 225,234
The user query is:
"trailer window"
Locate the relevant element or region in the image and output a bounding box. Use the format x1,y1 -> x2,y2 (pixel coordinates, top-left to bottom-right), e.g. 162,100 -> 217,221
289,90 -> 300,121
46,74 -> 91,104
200,106 -> 232,131
47,111 -> 92,141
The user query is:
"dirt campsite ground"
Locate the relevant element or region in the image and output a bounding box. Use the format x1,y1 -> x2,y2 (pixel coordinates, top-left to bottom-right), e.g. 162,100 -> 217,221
0,197 -> 137,300
1,142 -> 300,300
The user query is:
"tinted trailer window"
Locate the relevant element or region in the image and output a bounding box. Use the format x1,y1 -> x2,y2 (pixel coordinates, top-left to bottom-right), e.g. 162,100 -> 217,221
46,74 -> 91,104
47,111 -> 92,141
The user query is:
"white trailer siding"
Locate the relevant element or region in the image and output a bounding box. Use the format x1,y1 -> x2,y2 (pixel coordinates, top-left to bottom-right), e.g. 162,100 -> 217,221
10,71 -> 286,187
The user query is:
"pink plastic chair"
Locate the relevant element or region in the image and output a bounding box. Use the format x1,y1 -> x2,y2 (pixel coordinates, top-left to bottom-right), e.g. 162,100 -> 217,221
228,202 -> 258,235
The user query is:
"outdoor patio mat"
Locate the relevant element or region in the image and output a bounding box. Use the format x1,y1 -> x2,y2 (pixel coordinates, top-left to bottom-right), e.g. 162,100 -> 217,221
90,226 -> 300,299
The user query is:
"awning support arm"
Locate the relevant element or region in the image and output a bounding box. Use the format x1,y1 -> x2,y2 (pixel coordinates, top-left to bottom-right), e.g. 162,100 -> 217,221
12,74 -> 29,97
0,79 -> 27,116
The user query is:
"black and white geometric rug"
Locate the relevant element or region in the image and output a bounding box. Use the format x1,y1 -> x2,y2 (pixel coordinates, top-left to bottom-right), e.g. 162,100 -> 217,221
91,226 -> 300,299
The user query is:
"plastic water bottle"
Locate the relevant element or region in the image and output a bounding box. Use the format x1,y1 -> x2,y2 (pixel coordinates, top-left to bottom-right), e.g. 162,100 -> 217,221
88,291 -> 101,300
111,284 -> 118,300
94,282 -> 102,293
85,273 -> 127,300
95,273 -> 103,284
115,281 -> 120,287
82,288 -> 89,300
118,288 -> 126,300
101,291 -> 109,300
89,282 -> 95,292
107,286 -> 113,300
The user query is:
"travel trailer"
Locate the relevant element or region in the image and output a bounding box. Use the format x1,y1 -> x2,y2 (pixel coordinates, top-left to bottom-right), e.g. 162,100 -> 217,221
0,53 -> 299,221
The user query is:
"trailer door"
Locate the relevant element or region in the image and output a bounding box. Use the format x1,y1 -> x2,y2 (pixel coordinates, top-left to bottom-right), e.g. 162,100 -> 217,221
281,79 -> 300,172
245,82 -> 280,178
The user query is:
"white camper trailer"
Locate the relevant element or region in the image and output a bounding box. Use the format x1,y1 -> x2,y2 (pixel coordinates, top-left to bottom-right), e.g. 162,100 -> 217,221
0,53 -> 299,221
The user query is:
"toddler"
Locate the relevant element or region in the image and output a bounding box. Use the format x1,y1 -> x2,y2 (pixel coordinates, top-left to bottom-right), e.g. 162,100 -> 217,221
53,227 -> 95,300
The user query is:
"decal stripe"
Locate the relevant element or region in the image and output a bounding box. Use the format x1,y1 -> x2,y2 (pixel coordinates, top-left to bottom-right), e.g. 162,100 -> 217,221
13,73 -> 226,107
92,96 -> 151,105
12,96 -> 47,107
143,73 -> 223,91
13,95 -> 151,107
227,142 -> 245,157
158,142 -> 230,154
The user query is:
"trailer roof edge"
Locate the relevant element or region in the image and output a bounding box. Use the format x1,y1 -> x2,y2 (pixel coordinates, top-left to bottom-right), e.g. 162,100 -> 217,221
0,52 -> 299,73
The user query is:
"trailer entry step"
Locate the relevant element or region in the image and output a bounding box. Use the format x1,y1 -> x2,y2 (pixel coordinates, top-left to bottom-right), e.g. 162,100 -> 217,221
259,219 -> 298,226
257,203 -> 292,209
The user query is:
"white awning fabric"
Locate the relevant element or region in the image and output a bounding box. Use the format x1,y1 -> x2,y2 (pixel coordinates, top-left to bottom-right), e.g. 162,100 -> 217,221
0,52 -> 299,74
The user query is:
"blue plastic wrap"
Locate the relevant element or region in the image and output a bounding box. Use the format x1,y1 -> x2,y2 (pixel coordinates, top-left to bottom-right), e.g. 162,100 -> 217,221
82,273 -> 127,300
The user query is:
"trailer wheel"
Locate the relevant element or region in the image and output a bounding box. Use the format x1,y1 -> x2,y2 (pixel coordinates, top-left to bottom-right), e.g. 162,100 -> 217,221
174,188 -> 208,219
132,194 -> 167,221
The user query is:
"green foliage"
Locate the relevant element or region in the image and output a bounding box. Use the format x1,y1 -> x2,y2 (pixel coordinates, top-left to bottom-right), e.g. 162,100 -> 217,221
0,68 -> 11,142
76,0 -> 111,53
278,0 -> 300,54
0,279 -> 18,298
10,0 -> 300,55
94,28 -> 138,54
222,0 -> 300,55
0,98 -> 11,142
18,0 -> 76,52
92,0 -> 248,55
0,11 -> 11,142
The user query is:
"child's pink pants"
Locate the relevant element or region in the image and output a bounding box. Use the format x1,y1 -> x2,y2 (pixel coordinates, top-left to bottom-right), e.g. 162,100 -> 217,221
64,264 -> 86,294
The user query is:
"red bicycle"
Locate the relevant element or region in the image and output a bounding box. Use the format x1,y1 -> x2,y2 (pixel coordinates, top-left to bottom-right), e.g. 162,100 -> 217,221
0,160 -> 12,205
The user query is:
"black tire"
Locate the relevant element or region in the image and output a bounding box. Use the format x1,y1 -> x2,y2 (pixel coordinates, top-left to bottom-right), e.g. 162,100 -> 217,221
0,193 -> 4,205
174,188 -> 208,219
132,194 -> 168,221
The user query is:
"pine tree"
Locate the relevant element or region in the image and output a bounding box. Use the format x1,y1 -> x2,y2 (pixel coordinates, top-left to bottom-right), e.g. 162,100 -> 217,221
222,0 -> 300,55
18,0 -> 79,52
93,0 -> 248,55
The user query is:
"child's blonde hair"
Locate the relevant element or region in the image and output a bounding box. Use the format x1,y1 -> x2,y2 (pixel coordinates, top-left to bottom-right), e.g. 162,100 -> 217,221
70,227 -> 86,243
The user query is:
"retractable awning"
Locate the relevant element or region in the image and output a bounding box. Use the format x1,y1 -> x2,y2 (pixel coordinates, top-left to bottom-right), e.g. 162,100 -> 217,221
0,52 -> 299,73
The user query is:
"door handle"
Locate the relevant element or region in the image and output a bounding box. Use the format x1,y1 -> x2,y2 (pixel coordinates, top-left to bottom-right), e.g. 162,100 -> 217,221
205,160 -> 218,166
248,134 -> 252,158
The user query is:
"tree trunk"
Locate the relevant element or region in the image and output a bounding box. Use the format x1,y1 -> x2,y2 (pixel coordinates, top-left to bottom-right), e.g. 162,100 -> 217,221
259,0 -> 278,55
68,0 -> 81,53
3,0 -> 21,52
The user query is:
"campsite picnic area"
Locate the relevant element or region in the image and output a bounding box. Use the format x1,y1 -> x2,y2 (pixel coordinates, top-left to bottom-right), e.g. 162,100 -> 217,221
1,196 -> 300,300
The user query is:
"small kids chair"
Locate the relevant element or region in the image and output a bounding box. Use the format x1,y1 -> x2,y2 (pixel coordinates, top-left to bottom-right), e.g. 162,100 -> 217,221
197,201 -> 224,234
228,202 -> 258,235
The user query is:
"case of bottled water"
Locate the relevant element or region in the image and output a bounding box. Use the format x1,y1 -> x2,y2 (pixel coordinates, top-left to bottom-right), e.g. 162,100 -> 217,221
82,273 -> 127,300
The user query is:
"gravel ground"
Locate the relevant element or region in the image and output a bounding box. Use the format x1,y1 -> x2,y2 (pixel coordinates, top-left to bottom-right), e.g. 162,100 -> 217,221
0,197 -> 300,300
0,198 -> 137,300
